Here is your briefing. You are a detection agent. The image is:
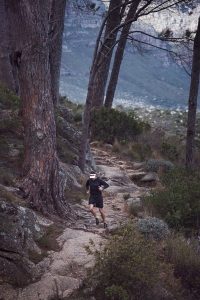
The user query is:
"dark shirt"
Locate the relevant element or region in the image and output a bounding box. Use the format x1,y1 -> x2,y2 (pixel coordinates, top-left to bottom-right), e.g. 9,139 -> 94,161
86,177 -> 109,196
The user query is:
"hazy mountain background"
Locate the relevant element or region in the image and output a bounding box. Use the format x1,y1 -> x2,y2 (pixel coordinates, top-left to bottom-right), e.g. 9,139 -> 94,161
60,0 -> 200,110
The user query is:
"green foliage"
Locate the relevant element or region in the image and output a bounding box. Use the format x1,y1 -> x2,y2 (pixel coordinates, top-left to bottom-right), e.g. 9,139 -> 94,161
131,141 -> 152,161
86,225 -> 177,300
123,193 -> 130,200
2,116 -> 22,132
136,217 -> 169,240
129,204 -> 141,217
72,109 -> 82,122
59,95 -> 84,124
56,137 -> 75,163
28,250 -> 47,264
145,167 -> 200,236
48,279 -> 67,300
0,187 -> 15,203
36,225 -> 57,250
0,82 -> 21,110
164,234 -> 200,299
0,168 -> 15,186
146,159 -> 174,173
90,107 -> 150,144
160,141 -> 179,161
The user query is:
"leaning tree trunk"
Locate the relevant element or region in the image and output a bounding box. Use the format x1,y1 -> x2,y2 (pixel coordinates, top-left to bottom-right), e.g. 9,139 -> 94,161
49,0 -> 67,107
104,0 -> 141,108
4,0 -> 72,218
91,0 -> 123,108
185,17 -> 200,168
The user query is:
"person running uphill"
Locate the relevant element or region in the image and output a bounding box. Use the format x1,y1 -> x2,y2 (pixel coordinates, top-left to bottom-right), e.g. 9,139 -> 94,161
86,172 -> 109,228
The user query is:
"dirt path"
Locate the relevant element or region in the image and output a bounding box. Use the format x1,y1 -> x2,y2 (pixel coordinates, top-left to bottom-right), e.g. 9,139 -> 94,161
0,148 -> 149,300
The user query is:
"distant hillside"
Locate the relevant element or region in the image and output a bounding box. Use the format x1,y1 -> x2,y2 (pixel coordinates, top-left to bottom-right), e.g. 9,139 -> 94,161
60,1 -> 200,110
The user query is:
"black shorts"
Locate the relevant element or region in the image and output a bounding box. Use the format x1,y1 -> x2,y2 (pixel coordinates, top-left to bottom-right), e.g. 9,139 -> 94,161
89,195 -> 103,208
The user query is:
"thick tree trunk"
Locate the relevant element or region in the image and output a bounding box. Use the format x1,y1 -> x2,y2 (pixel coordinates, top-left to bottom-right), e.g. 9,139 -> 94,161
91,0 -> 122,108
0,0 -> 19,93
49,0 -> 67,107
3,0 -> 73,218
104,0 -> 141,108
185,17 -> 200,168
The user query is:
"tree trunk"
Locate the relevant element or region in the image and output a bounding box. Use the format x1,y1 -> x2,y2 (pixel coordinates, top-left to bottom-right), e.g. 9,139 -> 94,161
49,0 -> 67,107
0,0 -> 19,93
4,0 -> 73,218
185,17 -> 200,168
104,0 -> 141,108
79,67 -> 96,172
91,0 -> 122,108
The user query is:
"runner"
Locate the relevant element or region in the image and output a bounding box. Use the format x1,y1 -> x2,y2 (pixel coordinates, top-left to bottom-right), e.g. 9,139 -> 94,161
86,171 -> 109,228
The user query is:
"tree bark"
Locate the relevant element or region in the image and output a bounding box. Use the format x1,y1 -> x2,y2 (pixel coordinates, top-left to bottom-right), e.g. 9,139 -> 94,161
185,17 -> 200,168
0,0 -> 19,93
3,0 -> 73,218
104,0 -> 141,108
91,0 -> 122,108
49,0 -> 67,107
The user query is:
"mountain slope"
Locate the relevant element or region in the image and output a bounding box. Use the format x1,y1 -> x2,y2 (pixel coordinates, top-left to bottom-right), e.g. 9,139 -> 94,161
60,1 -> 200,110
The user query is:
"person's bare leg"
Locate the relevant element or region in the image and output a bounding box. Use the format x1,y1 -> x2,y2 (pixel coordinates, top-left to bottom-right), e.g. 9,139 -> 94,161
89,204 -> 97,218
99,208 -> 106,223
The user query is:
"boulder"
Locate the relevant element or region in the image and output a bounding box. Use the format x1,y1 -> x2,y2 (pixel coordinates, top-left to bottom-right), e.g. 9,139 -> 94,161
140,172 -> 159,182
0,201 -> 41,285
129,172 -> 147,181
133,162 -> 146,170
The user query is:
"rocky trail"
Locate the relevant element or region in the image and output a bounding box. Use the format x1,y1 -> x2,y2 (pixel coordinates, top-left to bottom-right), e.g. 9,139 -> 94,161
0,147 -> 152,300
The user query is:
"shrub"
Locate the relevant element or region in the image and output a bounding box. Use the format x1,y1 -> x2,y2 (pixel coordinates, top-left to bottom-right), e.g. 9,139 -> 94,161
72,109 -> 83,122
164,234 -> 200,299
0,168 -> 15,186
0,82 -> 21,110
131,141 -> 152,161
123,193 -> 130,200
160,141 -> 179,161
144,167 -> 200,236
90,107 -> 150,144
137,127 -> 165,153
136,217 -> 169,240
85,225 -> 180,300
0,187 -> 15,203
146,159 -> 174,172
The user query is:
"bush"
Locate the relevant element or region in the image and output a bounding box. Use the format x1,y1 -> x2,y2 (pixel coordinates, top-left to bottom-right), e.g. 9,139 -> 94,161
146,159 -> 174,173
85,225 -> 180,300
164,234 -> 200,299
144,167 -> 200,236
131,142 -> 152,161
0,82 -> 21,110
0,169 -> 15,187
90,107 -> 150,144
123,193 -> 130,200
136,217 -> 169,240
160,141 -> 179,161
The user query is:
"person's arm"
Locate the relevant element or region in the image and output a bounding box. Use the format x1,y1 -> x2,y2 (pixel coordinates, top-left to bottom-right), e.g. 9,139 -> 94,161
99,178 -> 109,190
86,179 -> 90,194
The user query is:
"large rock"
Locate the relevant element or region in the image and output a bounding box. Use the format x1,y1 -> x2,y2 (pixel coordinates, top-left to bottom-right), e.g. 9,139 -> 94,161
97,165 -> 140,194
0,201 -> 41,285
0,228 -> 102,300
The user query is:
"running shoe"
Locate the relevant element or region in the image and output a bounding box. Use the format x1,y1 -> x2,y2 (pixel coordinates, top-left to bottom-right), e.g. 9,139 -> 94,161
96,217 -> 99,225
104,222 -> 107,229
